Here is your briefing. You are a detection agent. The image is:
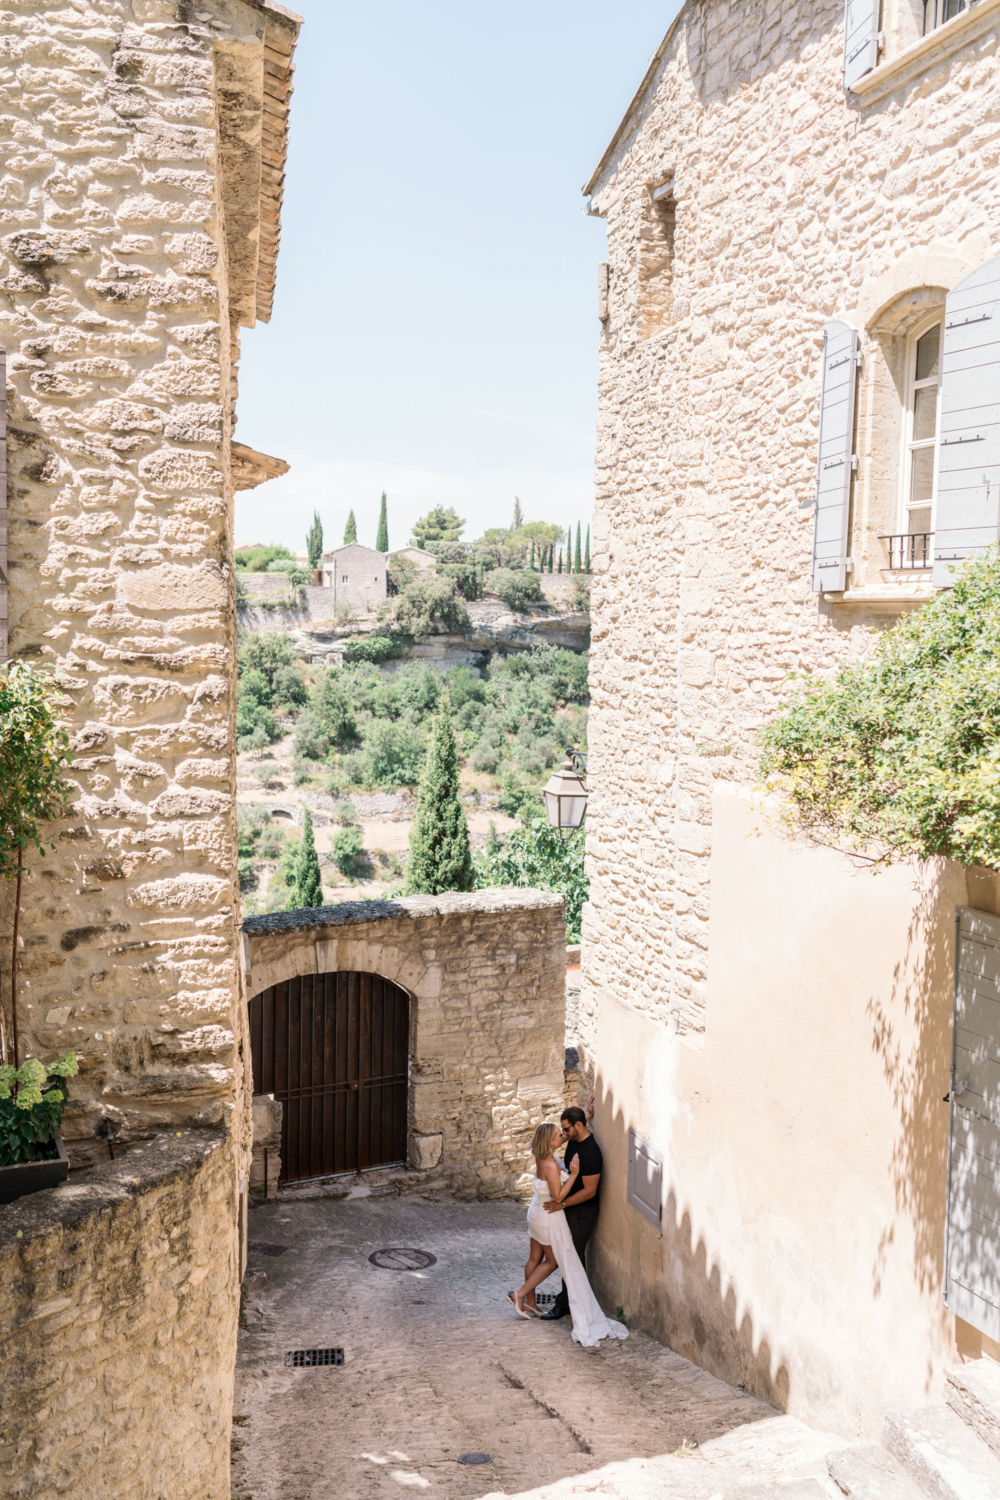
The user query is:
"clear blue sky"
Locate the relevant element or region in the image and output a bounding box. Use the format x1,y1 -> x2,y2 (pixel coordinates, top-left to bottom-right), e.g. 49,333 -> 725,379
234,1 -> 680,557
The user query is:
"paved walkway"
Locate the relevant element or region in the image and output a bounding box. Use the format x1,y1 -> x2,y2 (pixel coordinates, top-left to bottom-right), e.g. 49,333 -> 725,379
232,1194 -> 843,1500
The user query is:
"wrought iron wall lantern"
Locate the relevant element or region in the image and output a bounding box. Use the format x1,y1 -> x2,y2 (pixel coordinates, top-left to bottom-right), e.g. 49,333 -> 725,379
542,749 -> 589,838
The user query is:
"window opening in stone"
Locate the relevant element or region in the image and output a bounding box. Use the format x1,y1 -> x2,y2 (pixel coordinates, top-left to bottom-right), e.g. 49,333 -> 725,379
900,317 -> 942,552
637,181 -> 675,340
922,0 -> 965,33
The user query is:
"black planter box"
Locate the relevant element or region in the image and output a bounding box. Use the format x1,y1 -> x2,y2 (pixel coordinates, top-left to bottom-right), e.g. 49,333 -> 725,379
0,1134 -> 69,1205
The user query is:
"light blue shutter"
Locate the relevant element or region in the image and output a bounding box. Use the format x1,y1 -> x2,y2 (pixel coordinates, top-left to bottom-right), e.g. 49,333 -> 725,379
843,0 -> 880,89
811,320 -> 859,593
944,908 -> 1000,1342
933,256 -> 1000,587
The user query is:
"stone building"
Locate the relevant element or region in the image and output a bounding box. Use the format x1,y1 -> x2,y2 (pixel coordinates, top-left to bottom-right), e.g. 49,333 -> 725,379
580,0 -> 1000,1444
0,0 -> 300,1493
318,540 -> 387,607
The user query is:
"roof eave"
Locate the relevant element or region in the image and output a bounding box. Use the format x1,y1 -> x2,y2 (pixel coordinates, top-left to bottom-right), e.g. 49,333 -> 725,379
582,6 -> 686,199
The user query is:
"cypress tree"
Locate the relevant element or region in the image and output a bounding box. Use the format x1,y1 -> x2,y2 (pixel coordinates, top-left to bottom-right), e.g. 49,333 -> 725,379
557,548 -> 562,574
294,808 -> 323,908
306,511 -> 324,571
530,540 -> 536,571
375,491 -> 389,552
574,522 -> 582,575
404,712 -> 473,895
344,510 -> 357,545
584,525 -> 591,575
548,544 -> 554,574
512,496 -> 524,532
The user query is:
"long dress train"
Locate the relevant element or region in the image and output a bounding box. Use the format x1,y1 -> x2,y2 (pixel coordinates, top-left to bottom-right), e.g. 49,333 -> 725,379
526,1171 -> 628,1348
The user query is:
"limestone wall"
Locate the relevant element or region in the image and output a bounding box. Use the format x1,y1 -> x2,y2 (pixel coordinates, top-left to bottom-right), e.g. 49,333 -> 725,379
580,0 -> 1000,1438
0,0 -> 298,1174
0,1130 -> 237,1500
243,890 -> 568,1198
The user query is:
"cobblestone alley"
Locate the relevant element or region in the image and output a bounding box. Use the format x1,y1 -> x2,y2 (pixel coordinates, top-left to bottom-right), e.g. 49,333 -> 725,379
232,1195 -> 844,1500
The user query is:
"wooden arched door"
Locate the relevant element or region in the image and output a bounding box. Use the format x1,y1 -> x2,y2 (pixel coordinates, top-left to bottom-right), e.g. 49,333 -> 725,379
249,971 -> 410,1184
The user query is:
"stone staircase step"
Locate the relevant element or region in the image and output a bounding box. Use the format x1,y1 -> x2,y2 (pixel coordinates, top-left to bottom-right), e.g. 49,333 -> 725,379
945,1359 -> 1000,1465
884,1403 -> 1000,1500
827,1444 -> 926,1498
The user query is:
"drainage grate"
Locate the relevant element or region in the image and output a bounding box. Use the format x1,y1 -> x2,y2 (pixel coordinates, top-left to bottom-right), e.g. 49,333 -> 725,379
369,1248 -> 437,1270
284,1347 -> 344,1368
458,1453 -> 493,1466
535,1292 -> 556,1306
249,1242 -> 289,1257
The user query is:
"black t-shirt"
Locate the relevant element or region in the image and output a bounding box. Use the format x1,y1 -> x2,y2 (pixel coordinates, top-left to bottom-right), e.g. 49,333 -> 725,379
564,1133 -> 602,1203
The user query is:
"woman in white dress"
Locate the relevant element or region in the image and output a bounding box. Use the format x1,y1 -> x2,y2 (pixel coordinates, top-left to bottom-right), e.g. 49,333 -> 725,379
508,1122 -> 628,1348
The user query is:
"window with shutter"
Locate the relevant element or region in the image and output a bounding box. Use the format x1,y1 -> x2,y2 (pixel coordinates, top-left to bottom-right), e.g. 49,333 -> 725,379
627,1128 -> 663,1232
844,0 -> 880,88
811,320 -> 860,594
932,256 -> 1000,587
944,907 -> 1000,1342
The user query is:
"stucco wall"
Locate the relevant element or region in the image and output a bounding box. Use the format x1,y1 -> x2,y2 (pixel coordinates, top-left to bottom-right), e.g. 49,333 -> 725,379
243,890 -> 568,1199
581,0 -> 1000,1440
0,1130 -> 238,1500
0,0 -> 296,1172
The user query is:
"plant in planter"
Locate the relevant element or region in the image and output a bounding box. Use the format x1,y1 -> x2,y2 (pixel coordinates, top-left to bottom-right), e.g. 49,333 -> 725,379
0,1050 -> 78,1203
0,663 -> 72,1069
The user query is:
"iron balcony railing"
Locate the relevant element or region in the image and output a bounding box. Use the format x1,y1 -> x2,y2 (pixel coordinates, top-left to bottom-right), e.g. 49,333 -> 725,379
878,532 -> 934,571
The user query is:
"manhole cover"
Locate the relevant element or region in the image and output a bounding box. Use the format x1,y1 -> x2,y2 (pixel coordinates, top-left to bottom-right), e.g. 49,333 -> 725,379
369,1248 -> 437,1270
458,1453 -> 493,1466
284,1347 -> 344,1368
249,1242 -> 289,1257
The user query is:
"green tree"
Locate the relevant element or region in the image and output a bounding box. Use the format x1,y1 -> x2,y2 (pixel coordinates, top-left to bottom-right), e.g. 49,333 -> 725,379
234,544 -> 293,573
574,522 -> 582,575
530,540 -> 536,570
405,713 -> 474,895
757,547 -> 1000,870
584,525 -> 591,575
474,818 -> 588,943
394,573 -> 471,637
293,808 -> 323,908
557,548 -> 563,574
0,665 -> 73,1066
332,824 -> 364,876
344,510 -> 357,545
512,496 -> 524,532
548,545 -> 553,574
306,511 -> 324,571
411,506 -> 465,548
376,491 -> 389,552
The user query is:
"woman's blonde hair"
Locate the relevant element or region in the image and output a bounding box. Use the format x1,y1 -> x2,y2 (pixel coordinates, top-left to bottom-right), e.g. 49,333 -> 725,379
531,1122 -> 558,1160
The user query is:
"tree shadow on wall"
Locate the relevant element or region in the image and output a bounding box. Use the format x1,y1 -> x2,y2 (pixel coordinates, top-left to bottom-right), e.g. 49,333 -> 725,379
865,859 -> 964,1339
591,1086 -> 791,1418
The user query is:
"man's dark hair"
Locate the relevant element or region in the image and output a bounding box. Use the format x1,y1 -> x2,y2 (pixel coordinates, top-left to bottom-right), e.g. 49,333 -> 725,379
561,1106 -> 587,1128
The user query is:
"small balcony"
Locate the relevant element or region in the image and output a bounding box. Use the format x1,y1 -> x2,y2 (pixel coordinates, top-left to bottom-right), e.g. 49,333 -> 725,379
878,532 -> 934,571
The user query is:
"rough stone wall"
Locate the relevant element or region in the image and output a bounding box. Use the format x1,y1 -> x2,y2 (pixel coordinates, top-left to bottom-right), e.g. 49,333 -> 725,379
0,0 -> 296,1171
0,1130 -> 237,1500
243,890 -> 568,1198
580,0 -> 1000,1057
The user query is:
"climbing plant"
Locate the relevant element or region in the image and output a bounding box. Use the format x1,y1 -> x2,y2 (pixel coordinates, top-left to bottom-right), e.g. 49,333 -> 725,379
757,548 -> 1000,871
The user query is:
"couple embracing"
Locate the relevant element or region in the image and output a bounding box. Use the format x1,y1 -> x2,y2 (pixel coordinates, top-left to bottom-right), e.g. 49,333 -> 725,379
508,1105 -> 628,1348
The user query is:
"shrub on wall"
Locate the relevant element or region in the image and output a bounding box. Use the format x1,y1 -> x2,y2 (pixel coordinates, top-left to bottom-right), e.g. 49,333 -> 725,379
485,568 -> 543,611
474,819 -> 587,943
757,548 -> 1000,870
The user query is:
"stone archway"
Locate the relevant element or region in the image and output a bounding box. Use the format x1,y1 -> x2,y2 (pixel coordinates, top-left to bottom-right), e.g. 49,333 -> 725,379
242,891 -> 567,1198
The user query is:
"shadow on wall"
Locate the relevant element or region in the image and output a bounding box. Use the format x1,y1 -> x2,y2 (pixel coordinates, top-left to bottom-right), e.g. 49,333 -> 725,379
590,1085 -> 791,1415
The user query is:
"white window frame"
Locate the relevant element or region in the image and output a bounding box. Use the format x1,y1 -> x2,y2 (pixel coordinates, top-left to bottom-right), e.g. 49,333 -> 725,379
898,311 -> 944,543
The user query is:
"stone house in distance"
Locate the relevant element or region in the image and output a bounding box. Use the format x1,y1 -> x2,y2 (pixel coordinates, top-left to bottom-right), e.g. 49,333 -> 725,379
581,0 -> 1000,1444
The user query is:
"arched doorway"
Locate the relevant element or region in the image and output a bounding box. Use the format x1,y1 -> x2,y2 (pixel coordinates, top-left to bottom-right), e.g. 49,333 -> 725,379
249,971 -> 410,1184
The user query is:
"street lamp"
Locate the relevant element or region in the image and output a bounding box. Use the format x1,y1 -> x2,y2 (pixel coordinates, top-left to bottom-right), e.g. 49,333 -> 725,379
542,749 -> 589,837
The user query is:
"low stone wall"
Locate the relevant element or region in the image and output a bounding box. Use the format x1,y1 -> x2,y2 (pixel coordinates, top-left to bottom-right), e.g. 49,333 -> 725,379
242,889 -> 567,1198
0,1130 -> 237,1500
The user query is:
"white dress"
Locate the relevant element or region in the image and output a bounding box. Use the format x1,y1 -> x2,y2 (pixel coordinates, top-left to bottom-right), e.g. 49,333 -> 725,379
526,1168 -> 629,1348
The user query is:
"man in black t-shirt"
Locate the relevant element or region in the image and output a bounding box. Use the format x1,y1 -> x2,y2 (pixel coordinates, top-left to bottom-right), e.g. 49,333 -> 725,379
540,1103 -> 602,1321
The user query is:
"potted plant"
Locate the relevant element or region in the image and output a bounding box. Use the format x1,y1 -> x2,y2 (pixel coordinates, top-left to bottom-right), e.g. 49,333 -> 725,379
0,1051 -> 78,1203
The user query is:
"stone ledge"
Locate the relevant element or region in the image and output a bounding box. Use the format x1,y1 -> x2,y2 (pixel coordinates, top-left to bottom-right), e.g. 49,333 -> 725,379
242,887 -> 566,937
0,1128 -> 227,1252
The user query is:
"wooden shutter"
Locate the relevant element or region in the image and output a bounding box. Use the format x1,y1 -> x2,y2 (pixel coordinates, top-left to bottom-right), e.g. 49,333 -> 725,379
0,346 -> 6,662
627,1128 -> 663,1232
811,320 -> 859,593
944,907 -> 1000,1342
843,0 -> 880,89
933,257 -> 1000,587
